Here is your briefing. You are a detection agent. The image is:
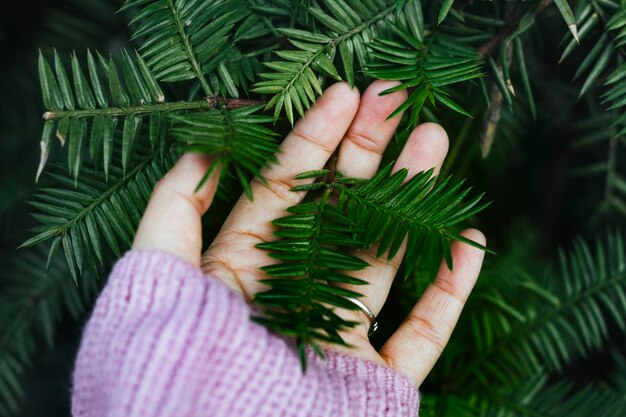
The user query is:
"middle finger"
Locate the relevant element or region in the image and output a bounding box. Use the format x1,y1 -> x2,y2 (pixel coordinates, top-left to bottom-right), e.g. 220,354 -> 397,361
335,120 -> 450,321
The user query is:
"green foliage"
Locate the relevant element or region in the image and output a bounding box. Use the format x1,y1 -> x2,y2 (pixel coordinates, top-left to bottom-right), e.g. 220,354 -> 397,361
0,249 -> 99,415
365,31 -> 482,124
418,231 -> 626,417
561,1 -> 626,217
256,167 -> 488,362
555,0 -> 579,42
254,0 -> 425,124
480,373 -> 623,417
170,105 -> 280,197
37,49 -> 168,179
456,231 -> 626,386
422,371 -> 626,417
337,164 -> 490,275
255,189 -> 368,369
21,144 -> 177,282
121,0 -> 270,96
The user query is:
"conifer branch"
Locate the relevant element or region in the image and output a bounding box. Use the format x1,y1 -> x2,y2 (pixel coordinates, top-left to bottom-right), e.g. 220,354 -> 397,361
43,97 -> 265,121
256,165 -> 489,367
22,144 -> 177,281
456,231 -> 626,387
0,249 -> 98,415
165,0 -> 212,95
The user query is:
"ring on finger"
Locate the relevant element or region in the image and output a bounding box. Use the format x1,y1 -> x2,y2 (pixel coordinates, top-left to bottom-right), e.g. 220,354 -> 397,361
341,296 -> 378,337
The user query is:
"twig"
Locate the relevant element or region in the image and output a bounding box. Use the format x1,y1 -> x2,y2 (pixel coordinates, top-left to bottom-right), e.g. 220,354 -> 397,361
205,96 -> 266,109
478,0 -> 553,58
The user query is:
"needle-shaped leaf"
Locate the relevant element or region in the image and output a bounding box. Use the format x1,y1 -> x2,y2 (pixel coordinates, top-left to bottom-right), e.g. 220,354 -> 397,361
554,0 -> 579,43
122,115 -> 142,173
515,38 -> 536,120
438,0 -> 455,25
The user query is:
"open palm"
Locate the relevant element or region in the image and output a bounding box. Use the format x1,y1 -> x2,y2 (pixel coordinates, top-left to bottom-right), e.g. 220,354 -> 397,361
132,80 -> 485,388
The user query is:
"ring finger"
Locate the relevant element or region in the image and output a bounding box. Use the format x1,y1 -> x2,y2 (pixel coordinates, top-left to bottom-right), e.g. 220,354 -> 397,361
335,118 -> 449,332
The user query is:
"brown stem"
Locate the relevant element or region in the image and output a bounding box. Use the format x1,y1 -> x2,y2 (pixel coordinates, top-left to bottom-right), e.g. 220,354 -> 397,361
480,82 -> 503,158
326,152 -> 339,185
44,97 -> 266,121
478,0 -> 553,58
204,96 -> 267,109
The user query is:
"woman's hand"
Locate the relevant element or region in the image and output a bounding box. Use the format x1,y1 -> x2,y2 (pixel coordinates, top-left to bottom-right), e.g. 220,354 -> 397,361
132,80 -> 486,388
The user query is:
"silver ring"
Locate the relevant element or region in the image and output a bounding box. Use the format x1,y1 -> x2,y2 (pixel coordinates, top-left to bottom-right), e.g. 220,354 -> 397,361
341,296 -> 378,337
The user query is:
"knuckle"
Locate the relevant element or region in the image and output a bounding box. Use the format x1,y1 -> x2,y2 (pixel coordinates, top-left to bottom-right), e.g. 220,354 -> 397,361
290,128 -> 335,153
253,175 -> 301,205
149,179 -> 207,216
403,313 -> 447,353
432,278 -> 468,304
344,130 -> 385,155
227,229 -> 269,244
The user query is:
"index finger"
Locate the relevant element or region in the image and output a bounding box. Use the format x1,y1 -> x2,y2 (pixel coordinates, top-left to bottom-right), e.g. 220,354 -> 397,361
202,83 -> 360,295
220,82 -> 359,237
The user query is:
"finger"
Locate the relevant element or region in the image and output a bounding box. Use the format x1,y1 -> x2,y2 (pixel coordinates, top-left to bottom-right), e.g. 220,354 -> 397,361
202,83 -> 360,295
336,123 -> 450,329
133,153 -> 219,266
379,229 -> 486,387
336,80 -> 407,178
240,82 -> 360,222
393,123 -> 449,177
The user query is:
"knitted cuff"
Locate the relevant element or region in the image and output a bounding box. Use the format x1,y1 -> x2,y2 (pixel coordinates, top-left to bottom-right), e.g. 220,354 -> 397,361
319,349 -> 420,416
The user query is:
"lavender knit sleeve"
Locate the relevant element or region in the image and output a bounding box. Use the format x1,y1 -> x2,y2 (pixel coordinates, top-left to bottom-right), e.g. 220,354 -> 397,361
71,250 -> 420,417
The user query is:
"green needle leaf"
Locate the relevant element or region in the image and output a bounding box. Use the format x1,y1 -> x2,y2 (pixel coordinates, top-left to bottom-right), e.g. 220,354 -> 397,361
438,0 -> 455,25
554,0 -> 579,43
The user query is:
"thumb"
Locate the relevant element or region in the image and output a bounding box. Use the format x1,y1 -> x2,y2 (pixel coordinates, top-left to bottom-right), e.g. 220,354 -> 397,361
132,153 -> 220,266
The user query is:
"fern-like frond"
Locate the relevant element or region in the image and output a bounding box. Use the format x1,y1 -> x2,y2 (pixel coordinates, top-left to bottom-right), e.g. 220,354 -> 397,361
255,188 -> 369,369
561,2 -> 625,100
253,0 -> 425,124
252,30 -> 339,124
451,372 -> 623,417
170,105 -> 280,197
457,231 -> 626,387
121,0 -> 267,96
602,3 -> 626,138
255,166 -> 489,367
556,3 -> 626,217
424,371 -> 626,417
0,248 -> 98,416
337,164 -> 490,277
364,31 -> 482,125
37,50 -> 196,180
21,143 -> 176,281
570,111 -> 626,217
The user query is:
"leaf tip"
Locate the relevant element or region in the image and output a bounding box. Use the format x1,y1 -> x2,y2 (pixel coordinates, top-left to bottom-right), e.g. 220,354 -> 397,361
569,24 -> 579,44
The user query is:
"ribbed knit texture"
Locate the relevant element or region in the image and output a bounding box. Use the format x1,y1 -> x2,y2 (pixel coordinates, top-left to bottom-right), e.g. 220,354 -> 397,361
72,250 -> 420,417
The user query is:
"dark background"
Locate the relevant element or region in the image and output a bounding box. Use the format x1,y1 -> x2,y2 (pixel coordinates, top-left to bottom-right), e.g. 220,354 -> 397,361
0,0 -> 624,415
1,2 -> 129,415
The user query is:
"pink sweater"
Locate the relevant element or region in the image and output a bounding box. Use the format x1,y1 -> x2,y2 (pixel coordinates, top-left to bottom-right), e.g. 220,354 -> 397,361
71,250 -> 420,416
